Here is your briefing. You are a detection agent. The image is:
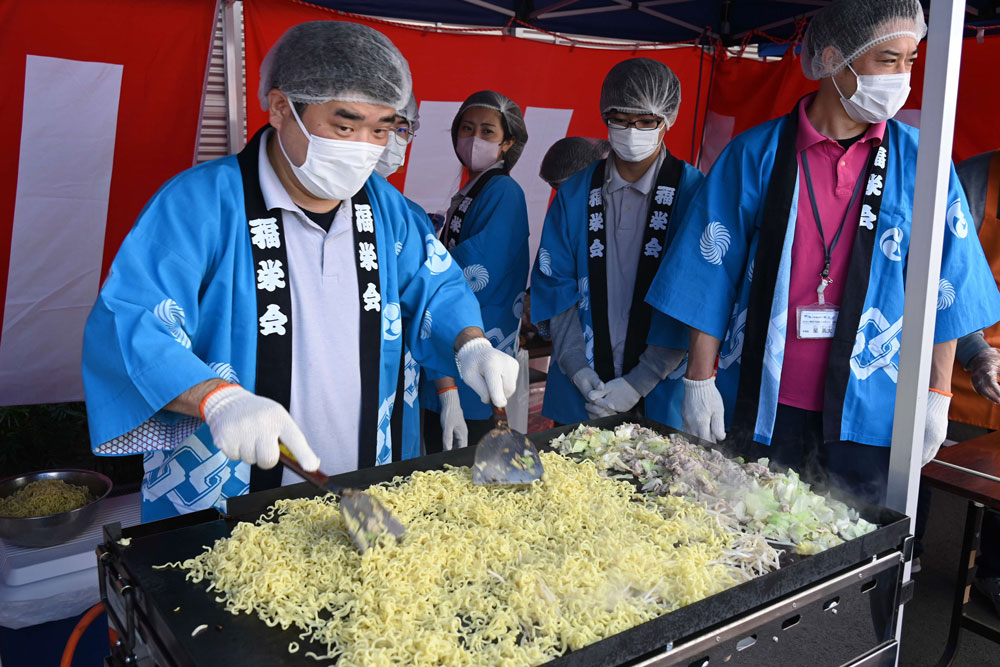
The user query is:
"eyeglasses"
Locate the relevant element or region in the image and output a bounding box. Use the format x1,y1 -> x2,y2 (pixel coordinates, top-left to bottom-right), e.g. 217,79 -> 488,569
391,125 -> 415,145
604,117 -> 664,131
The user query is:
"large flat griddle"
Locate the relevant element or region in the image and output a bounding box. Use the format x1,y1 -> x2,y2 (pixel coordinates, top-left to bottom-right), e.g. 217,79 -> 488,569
99,415 -> 910,667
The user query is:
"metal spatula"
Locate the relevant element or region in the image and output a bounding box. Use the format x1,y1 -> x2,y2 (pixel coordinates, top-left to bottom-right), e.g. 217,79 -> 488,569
471,406 -> 544,485
278,445 -> 405,553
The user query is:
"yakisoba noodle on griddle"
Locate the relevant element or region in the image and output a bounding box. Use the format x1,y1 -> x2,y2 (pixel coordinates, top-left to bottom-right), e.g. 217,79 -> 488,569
159,452 -> 778,664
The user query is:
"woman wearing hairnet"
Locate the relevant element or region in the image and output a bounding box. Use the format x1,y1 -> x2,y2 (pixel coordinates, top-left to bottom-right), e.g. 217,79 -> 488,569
529,58 -> 704,429
646,0 -> 1000,504
420,91 -> 531,452
81,21 -> 518,521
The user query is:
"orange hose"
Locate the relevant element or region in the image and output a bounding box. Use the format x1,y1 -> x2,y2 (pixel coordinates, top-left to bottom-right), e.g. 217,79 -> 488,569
60,602 -> 105,667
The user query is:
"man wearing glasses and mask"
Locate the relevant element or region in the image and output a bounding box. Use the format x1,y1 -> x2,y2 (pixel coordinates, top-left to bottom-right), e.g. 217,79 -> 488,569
82,21 -> 516,521
529,58 -> 701,428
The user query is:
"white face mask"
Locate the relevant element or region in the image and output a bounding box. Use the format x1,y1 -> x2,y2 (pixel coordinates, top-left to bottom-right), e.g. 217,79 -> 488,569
456,135 -> 501,173
278,101 -> 385,201
608,126 -> 663,163
834,64 -> 911,124
375,137 -> 407,178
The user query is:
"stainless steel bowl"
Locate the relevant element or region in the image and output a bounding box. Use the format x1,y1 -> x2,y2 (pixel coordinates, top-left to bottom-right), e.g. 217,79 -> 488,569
0,469 -> 113,548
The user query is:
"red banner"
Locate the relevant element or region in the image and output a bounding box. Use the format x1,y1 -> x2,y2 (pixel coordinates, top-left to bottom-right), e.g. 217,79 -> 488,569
703,36 -> 1000,168
242,0 -> 714,192
0,0 -> 216,403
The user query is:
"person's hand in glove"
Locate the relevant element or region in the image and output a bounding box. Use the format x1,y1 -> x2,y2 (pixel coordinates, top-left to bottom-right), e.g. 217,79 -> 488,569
589,377 -> 641,413
922,389 -> 951,466
682,376 -> 726,443
200,383 -> 319,470
571,367 -> 605,399
438,387 -> 468,451
970,347 -> 1000,405
456,338 -> 519,407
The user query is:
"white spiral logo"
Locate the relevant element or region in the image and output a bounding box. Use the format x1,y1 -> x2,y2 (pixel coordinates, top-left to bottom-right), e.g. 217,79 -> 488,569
747,259 -> 755,283
699,221 -> 731,266
946,199 -> 968,239
462,264 -> 490,293
512,291 -> 525,320
383,302 -> 402,340
394,241 -> 403,256
420,310 -> 433,340
153,298 -> 191,349
879,227 -> 903,262
423,234 -> 452,275
937,279 -> 956,310
578,276 -> 590,310
208,362 -> 239,384
538,248 -> 553,276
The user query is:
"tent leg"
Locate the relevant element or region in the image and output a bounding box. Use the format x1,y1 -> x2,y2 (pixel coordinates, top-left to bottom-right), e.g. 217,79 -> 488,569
887,0 -> 966,661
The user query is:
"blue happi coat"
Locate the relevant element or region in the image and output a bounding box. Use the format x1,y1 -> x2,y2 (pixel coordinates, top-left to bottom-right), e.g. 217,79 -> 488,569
83,144 -> 482,521
399,197 -> 438,454
420,174 -> 530,420
647,116 -> 1000,447
530,157 -> 704,426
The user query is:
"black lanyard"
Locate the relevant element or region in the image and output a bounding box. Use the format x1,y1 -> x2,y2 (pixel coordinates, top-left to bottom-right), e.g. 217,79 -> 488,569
800,150 -> 866,281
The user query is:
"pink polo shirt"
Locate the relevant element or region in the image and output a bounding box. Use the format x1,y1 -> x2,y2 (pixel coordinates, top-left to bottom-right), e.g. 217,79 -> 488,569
777,95 -> 886,411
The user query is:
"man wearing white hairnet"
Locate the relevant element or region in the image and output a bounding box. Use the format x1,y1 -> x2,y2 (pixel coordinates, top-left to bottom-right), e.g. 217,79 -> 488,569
530,58 -> 703,428
647,0 -> 1000,503
82,21 -> 517,521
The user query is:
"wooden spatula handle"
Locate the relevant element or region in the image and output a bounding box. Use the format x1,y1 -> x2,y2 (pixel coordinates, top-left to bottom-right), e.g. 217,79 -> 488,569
278,443 -> 330,487
492,405 -> 509,429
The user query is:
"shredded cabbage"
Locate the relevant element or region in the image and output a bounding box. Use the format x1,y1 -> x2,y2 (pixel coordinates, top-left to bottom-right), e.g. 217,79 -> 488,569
553,424 -> 876,555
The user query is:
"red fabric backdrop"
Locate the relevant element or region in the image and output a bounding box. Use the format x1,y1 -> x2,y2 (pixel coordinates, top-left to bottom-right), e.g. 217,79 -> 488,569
705,35 -> 1000,164
242,0 -> 714,193
0,0 -> 217,333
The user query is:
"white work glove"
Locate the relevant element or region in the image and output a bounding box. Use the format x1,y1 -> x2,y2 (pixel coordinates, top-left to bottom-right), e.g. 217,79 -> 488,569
921,390 -> 951,466
201,384 -> 319,471
589,377 -> 641,414
456,338 -> 519,407
438,389 -> 468,451
682,377 -> 726,443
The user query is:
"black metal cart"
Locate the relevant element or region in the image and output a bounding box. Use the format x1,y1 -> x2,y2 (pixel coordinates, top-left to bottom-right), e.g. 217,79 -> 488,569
97,416 -> 914,666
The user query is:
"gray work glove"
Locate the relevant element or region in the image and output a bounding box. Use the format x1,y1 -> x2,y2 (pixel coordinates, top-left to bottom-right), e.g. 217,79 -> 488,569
589,377 -> 641,413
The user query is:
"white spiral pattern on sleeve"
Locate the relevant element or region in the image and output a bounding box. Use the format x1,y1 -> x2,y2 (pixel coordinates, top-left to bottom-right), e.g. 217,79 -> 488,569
699,222 -> 731,266
208,362 -> 239,384
463,264 -> 490,293
538,248 -> 553,277
153,298 -> 191,349
937,279 -> 956,310
420,310 -> 433,340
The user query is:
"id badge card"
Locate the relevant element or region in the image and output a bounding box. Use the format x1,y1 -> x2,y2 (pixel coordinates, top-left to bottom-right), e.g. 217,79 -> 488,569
796,303 -> 838,339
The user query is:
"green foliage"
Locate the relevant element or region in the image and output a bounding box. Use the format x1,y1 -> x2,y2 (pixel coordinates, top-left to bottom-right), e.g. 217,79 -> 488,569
0,403 -> 142,489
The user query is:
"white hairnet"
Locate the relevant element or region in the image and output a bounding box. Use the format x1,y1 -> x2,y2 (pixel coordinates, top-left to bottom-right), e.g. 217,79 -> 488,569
801,0 -> 926,80
450,90 -> 529,170
539,137 -> 611,187
399,92 -> 420,134
600,58 -> 681,126
258,21 -> 412,111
